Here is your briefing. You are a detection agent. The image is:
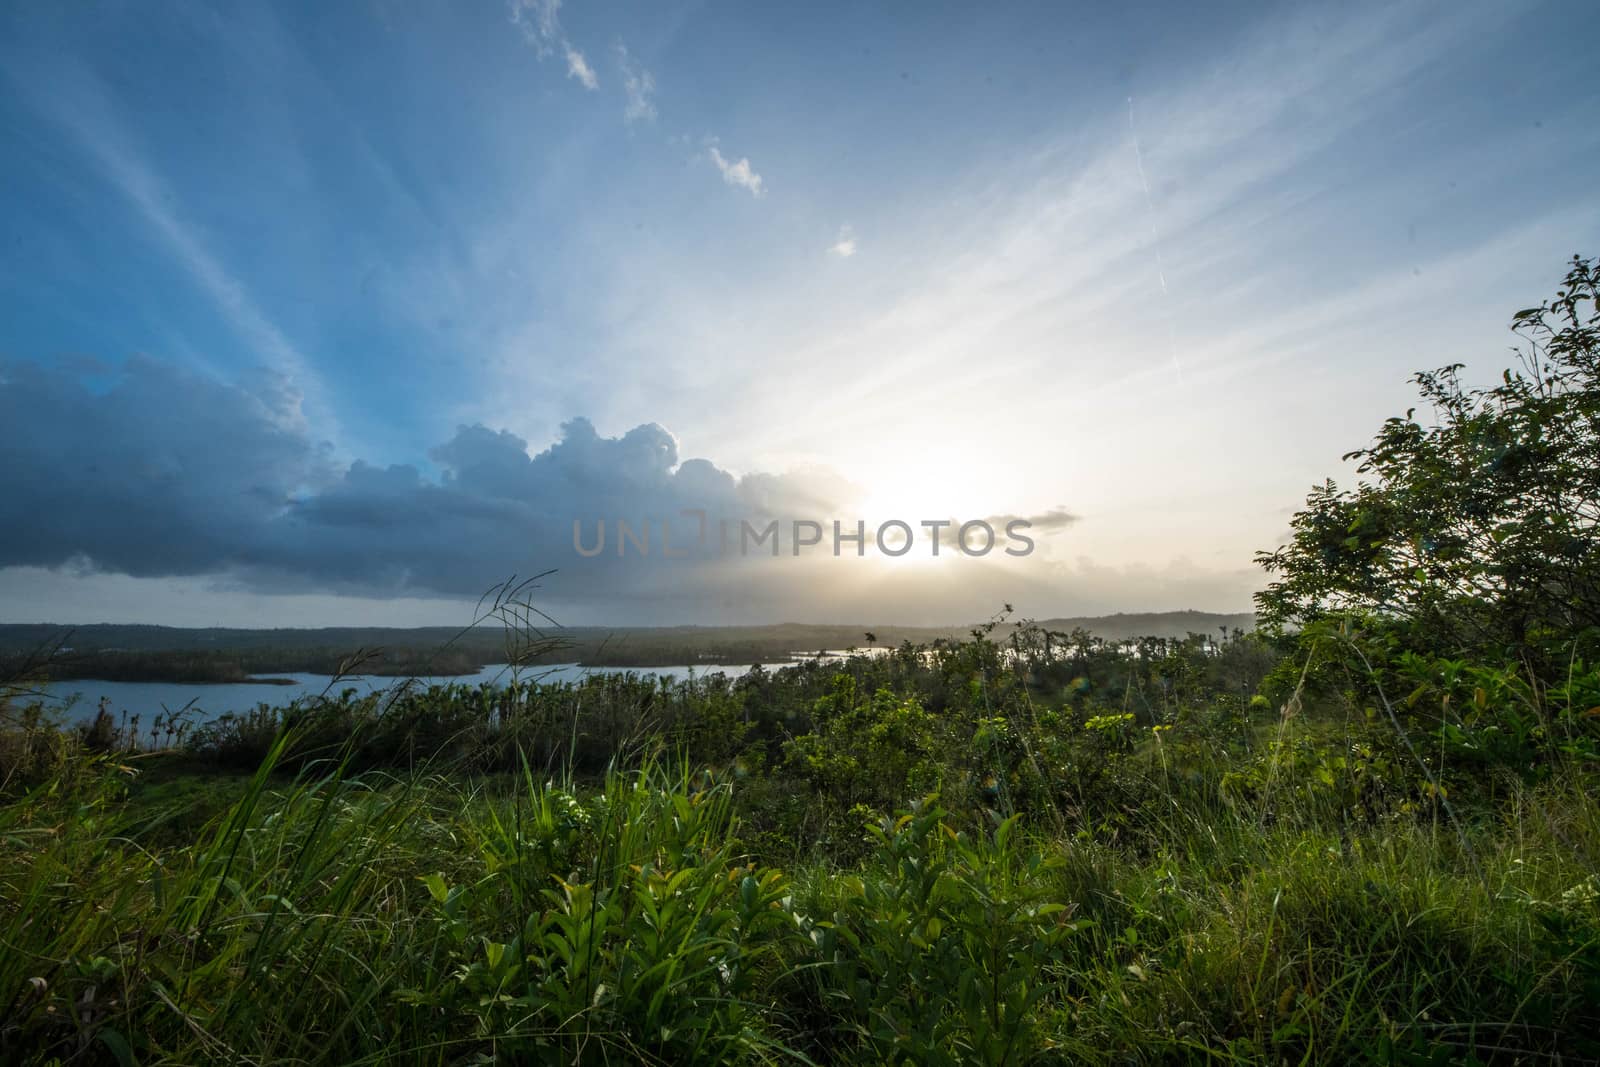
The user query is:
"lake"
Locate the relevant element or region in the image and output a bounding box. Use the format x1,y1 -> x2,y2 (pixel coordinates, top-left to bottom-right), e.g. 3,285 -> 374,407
32,662 -> 758,726
27,649 -> 881,726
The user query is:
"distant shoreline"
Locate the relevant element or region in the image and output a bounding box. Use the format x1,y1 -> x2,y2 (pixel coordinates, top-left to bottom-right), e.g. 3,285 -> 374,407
31,656 -> 824,686
2,612 -> 1255,686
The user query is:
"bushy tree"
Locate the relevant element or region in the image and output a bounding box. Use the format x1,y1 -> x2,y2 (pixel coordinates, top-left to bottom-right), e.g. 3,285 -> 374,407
1256,255 -> 1600,670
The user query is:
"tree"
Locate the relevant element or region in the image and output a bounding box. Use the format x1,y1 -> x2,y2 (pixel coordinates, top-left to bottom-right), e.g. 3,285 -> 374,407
1255,255 -> 1600,669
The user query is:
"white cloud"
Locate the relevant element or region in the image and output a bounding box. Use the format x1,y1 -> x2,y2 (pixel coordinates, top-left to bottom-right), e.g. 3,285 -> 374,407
615,43 -> 656,123
509,0 -> 597,89
564,43 -> 598,89
709,145 -> 765,197
507,0 -> 560,54
829,224 -> 857,258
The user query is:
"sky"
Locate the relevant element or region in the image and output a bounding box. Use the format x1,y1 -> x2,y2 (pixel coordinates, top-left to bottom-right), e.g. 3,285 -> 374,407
0,0 -> 1596,628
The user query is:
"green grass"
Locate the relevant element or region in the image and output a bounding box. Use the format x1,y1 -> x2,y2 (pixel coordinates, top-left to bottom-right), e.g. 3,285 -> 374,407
3,746 -> 1597,1064
4,624 -> 1599,1063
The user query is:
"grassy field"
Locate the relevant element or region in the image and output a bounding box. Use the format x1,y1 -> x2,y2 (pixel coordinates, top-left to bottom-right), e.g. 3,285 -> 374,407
3,625 -> 1598,1065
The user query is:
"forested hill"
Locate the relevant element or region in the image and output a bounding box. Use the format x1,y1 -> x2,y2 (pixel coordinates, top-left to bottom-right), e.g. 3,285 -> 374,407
0,611 -> 1255,679
1028,612 -> 1256,641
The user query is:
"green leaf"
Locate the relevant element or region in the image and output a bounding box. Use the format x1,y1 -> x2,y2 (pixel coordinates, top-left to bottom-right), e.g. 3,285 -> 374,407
420,872 -> 449,903
97,1029 -> 136,1067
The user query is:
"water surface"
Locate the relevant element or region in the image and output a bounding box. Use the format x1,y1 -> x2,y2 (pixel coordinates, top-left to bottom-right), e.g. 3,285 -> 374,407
34,661 -> 759,726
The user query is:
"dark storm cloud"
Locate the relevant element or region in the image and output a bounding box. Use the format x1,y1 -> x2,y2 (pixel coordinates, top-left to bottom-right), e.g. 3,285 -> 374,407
253,414 -> 770,595
0,357 -> 855,598
0,356 -> 327,575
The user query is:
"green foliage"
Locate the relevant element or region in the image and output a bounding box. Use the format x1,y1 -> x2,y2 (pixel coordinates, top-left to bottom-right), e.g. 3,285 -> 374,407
784,677 -> 952,824
5,742 -> 1600,1064
404,766 -> 797,1063
1257,255 -> 1600,670
793,805 -> 1079,1065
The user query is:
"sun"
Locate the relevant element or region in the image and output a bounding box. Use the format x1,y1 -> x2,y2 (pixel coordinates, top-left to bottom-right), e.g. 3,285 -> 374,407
855,452 -> 999,527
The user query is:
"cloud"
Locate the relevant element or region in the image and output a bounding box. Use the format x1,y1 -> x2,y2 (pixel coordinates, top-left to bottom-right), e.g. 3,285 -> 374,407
509,0 -> 597,89
829,225 -> 857,258
0,357 -> 327,578
615,44 -> 656,123
708,145 -> 765,197
0,356 -> 1132,623
564,44 -> 598,90
0,357 -> 834,598
987,508 -> 1079,533
507,0 -> 561,55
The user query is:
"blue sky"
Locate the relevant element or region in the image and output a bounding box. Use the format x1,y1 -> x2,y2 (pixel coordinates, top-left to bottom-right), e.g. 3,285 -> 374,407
1,0 -> 1596,626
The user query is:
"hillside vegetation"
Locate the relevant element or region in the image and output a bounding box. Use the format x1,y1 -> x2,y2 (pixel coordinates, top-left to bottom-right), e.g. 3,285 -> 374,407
0,612 -> 1255,681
